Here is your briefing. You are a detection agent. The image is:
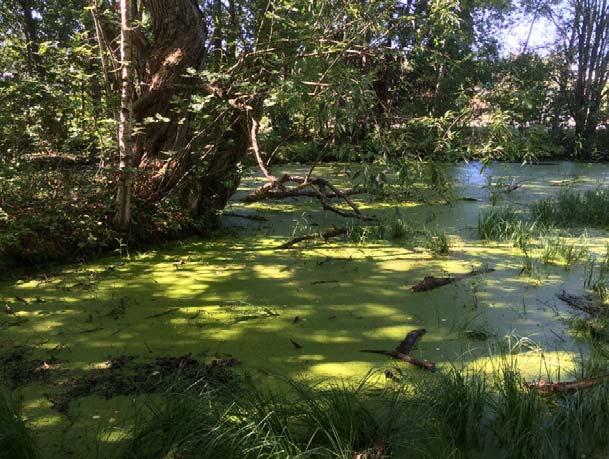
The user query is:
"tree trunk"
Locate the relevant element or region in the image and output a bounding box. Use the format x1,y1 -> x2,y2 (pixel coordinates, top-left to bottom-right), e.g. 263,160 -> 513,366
568,0 -> 609,159
127,0 -> 250,222
132,0 -> 206,167
16,0 -> 43,74
115,0 -> 134,231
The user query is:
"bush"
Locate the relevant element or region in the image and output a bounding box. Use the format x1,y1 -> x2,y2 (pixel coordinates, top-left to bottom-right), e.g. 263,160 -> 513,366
0,160 -> 207,267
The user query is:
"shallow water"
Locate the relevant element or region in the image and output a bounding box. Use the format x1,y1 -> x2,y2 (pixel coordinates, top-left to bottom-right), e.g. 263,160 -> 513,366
2,161 -> 609,456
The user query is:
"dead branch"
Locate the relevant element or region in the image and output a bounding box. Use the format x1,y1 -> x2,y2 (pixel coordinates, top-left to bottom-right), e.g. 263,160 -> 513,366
361,329 -> 436,372
248,113 -> 276,181
243,187 -> 364,201
245,174 -> 372,221
396,328 -> 427,354
557,291 -> 605,316
411,268 -> 495,292
525,374 -> 609,394
277,226 -> 347,249
504,182 -> 523,193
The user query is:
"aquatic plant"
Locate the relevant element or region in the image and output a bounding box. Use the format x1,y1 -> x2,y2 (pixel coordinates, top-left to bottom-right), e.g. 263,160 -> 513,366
478,207 -> 536,247
539,230 -> 590,271
518,243 -> 541,282
556,238 -> 589,271
345,215 -> 451,256
422,228 -> 451,255
539,230 -> 561,264
532,187 -> 609,228
585,245 -> 609,301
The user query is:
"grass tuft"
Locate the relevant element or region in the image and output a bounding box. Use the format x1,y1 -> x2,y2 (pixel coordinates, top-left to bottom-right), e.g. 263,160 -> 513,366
0,390 -> 38,459
478,207 -> 536,247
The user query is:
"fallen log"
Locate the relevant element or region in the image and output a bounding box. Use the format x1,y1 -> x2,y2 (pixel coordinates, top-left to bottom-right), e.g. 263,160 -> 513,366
504,182 -> 522,193
525,374 -> 609,394
411,268 -> 495,292
557,291 -> 605,316
361,329 -> 436,372
277,227 -> 347,249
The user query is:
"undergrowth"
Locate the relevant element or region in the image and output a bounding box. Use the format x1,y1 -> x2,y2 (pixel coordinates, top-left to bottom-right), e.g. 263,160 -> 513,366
0,160 -> 211,268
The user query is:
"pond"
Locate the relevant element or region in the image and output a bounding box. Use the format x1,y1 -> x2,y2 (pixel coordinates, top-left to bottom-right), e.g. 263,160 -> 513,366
1,161 -> 608,456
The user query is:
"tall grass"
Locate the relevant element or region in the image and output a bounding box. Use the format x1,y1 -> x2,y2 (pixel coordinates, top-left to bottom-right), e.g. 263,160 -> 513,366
118,363 -> 609,458
346,216 -> 451,255
121,380 -> 432,459
585,245 -> 609,301
478,207 -> 536,247
532,187 -> 609,228
491,363 -> 550,458
0,390 -> 38,459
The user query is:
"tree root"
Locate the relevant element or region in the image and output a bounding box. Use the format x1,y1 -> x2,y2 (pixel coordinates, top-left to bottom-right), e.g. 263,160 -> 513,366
410,268 -> 495,292
277,226 -> 347,249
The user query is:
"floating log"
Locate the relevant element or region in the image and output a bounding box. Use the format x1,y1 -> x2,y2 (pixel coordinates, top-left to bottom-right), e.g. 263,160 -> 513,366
557,291 -> 605,316
411,268 -> 495,292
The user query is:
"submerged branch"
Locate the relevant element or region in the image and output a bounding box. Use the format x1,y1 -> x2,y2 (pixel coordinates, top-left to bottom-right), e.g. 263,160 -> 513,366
410,268 -> 496,292
360,350 -> 436,372
244,174 -> 372,221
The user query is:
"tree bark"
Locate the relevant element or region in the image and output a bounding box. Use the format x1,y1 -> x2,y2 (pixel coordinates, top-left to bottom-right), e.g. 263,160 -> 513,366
132,0 -> 206,168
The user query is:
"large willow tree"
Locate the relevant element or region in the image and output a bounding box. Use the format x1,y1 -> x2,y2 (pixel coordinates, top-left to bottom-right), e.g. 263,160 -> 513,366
103,0 -> 250,226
